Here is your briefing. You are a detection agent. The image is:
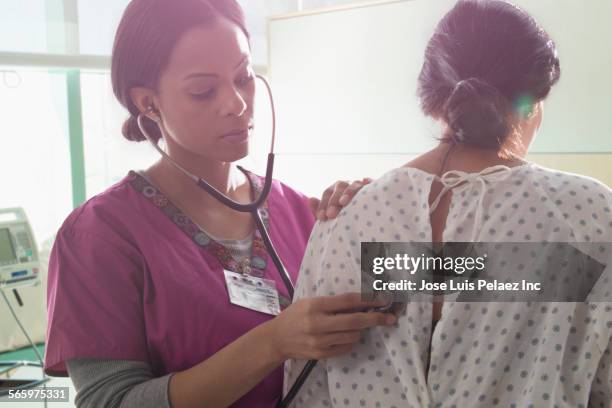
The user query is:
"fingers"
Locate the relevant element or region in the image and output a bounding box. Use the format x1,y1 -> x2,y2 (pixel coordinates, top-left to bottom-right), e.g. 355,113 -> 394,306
315,184 -> 337,221
312,331 -> 361,348
331,178 -> 372,216
315,178 -> 373,220
315,311 -> 396,333
337,180 -> 366,207
306,344 -> 354,360
283,292 -> 398,361
311,292 -> 389,313
325,181 -> 350,218
305,333 -> 359,360
318,344 -> 354,359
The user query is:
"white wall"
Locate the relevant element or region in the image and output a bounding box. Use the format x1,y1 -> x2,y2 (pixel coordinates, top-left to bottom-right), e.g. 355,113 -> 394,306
267,0 -> 612,197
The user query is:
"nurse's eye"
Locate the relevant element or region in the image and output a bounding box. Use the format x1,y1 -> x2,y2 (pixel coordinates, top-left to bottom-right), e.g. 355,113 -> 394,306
190,88 -> 215,100
236,73 -> 254,88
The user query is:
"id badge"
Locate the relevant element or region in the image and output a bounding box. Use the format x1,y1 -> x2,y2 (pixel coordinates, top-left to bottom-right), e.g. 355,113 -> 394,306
224,270 -> 281,316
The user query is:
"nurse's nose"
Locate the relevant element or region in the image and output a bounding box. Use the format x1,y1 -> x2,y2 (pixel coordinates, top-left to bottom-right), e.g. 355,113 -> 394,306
219,86 -> 247,117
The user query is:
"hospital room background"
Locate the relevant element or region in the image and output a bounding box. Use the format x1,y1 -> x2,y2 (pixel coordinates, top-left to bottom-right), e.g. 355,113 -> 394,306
1,0 -> 610,405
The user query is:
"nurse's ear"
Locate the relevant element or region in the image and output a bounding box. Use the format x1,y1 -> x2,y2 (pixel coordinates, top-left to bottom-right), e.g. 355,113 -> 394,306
130,86 -> 161,123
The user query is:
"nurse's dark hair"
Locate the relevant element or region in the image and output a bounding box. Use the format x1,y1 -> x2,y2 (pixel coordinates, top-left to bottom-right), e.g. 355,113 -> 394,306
418,0 -> 560,152
111,0 -> 249,142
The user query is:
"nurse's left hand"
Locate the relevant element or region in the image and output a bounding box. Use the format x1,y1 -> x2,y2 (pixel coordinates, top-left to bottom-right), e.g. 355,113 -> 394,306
310,178 -> 373,221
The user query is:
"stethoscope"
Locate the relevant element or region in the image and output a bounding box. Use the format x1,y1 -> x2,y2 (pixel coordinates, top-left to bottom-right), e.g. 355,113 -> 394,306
136,74 -> 315,408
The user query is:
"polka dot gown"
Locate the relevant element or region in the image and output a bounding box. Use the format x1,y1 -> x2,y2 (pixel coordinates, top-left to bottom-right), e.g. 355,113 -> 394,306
284,162 -> 612,408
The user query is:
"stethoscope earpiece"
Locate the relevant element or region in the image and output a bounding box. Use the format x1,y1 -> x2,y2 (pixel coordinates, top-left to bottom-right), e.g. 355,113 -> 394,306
145,105 -> 160,123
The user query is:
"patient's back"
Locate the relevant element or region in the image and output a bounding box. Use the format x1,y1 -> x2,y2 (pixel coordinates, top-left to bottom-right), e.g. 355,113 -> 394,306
285,162 -> 612,408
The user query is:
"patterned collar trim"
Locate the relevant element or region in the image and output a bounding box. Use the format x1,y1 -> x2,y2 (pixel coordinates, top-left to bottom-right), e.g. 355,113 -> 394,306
127,169 -> 271,276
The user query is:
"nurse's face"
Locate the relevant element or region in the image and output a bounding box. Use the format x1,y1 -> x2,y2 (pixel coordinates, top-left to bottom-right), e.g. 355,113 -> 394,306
154,18 -> 255,162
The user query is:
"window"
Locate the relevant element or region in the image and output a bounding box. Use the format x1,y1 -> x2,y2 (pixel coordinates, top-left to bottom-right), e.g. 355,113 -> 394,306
0,1 -> 49,54
77,0 -> 130,55
0,69 -> 72,243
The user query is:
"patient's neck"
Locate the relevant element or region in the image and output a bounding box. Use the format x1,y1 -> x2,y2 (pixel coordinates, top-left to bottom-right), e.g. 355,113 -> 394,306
405,142 -> 528,176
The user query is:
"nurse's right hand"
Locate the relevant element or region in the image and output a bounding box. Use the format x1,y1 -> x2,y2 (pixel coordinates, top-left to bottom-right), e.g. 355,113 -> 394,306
267,292 -> 397,361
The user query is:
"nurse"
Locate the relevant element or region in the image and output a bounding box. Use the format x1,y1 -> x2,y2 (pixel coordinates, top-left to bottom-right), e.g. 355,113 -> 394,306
44,0 -> 396,407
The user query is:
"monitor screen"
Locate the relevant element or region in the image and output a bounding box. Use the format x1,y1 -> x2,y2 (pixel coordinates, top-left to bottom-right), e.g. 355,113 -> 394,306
0,228 -> 17,264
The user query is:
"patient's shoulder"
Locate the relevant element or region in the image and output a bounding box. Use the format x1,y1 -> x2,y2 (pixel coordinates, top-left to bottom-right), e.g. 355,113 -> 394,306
523,164 -> 612,240
310,167 -> 434,245
341,167 -> 434,213
529,163 -> 611,195
527,164 -> 612,216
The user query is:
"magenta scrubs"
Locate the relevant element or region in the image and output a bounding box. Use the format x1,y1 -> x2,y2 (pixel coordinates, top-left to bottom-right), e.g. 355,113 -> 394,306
44,170 -> 315,407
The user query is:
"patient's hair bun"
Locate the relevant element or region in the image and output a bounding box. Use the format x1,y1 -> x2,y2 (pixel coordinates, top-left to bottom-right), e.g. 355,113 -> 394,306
443,77 -> 511,148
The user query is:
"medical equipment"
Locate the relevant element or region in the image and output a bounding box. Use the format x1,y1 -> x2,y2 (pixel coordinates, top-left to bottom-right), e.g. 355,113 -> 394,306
0,208 -> 40,289
0,208 -> 49,400
137,75 -> 312,408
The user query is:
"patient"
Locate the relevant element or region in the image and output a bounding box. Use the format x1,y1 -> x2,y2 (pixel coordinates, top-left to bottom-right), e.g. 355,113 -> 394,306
284,1 -> 612,407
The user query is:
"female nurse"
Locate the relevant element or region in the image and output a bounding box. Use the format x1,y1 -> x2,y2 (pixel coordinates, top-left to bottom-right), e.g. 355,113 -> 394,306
43,1 -> 397,407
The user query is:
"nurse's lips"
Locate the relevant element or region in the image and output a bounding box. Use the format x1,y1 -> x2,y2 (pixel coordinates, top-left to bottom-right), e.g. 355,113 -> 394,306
220,126 -> 252,143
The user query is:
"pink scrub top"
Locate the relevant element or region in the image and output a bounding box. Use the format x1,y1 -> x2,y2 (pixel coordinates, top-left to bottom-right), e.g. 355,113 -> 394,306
44,169 -> 316,407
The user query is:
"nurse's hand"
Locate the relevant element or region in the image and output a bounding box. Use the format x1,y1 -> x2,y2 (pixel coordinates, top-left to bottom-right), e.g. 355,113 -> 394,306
310,178 -> 373,221
267,292 -> 396,361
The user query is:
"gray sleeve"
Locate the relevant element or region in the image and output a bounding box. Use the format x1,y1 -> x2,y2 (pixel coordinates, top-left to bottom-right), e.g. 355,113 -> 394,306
66,358 -> 174,408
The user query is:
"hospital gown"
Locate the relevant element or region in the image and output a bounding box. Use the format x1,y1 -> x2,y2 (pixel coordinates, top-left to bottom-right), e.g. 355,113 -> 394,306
284,162 -> 612,408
